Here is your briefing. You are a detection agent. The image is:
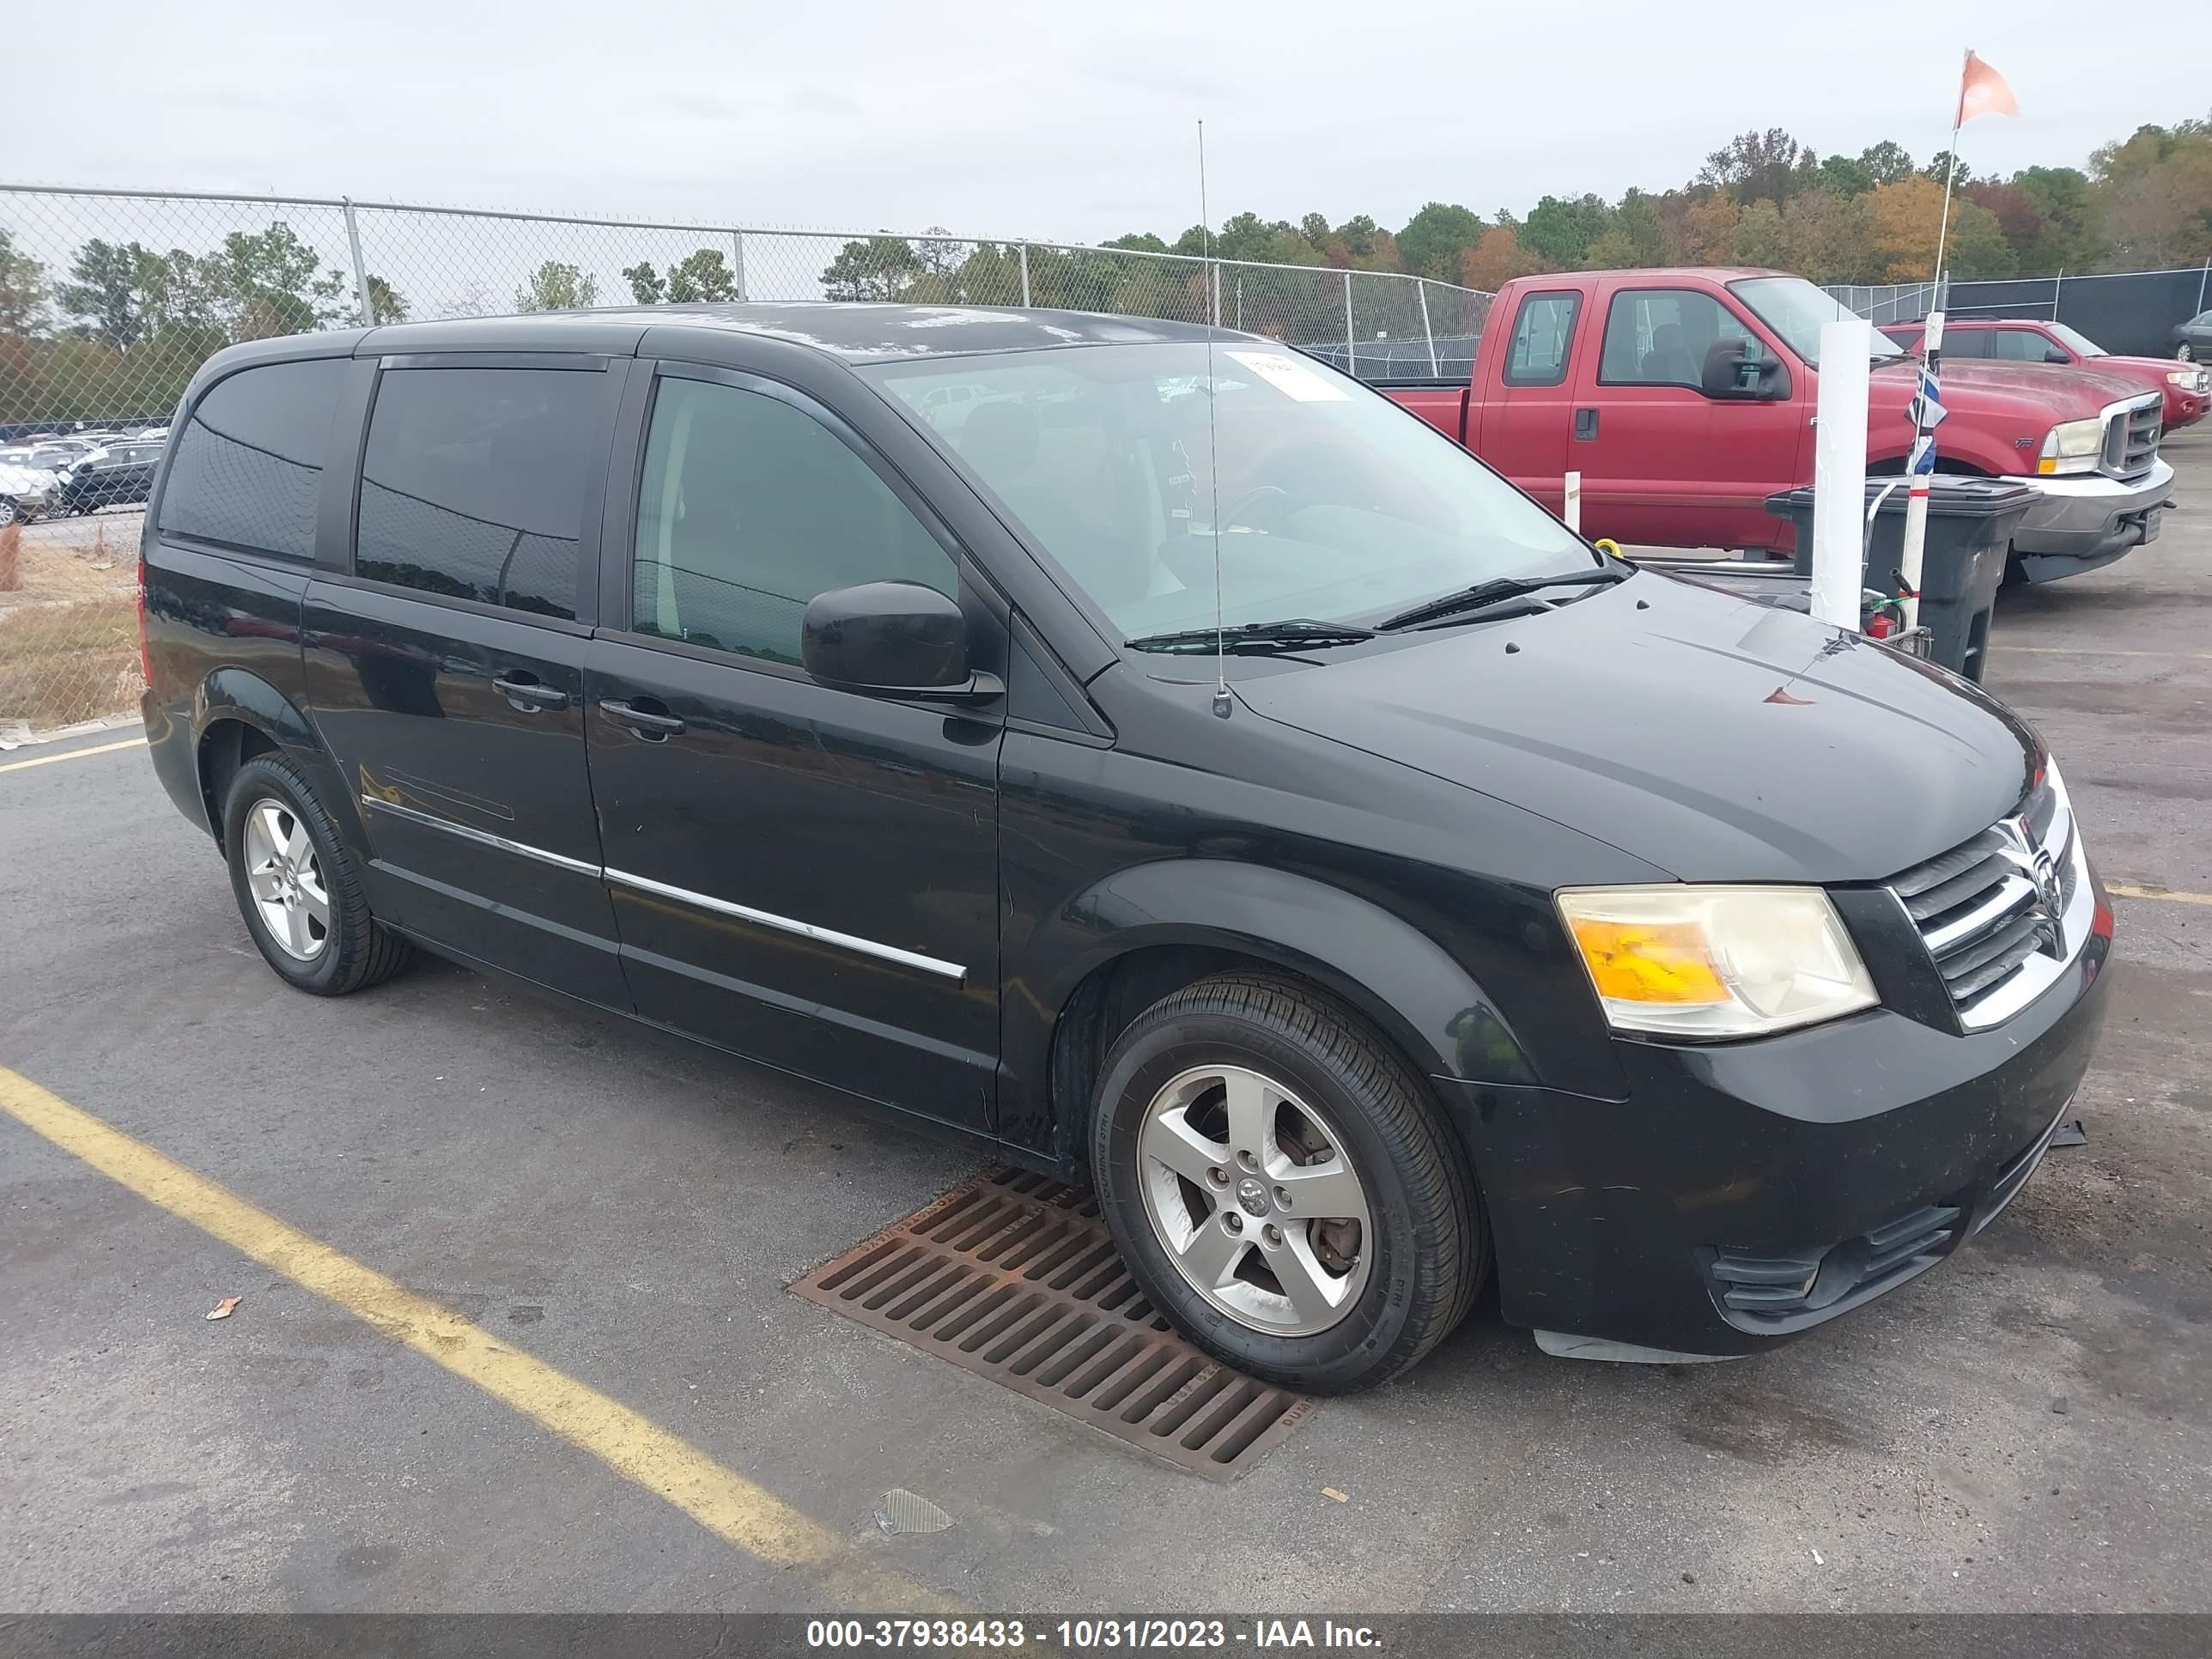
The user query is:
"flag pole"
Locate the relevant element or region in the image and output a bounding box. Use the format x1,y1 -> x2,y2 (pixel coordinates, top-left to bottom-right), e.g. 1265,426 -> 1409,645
1895,48 -> 1972,635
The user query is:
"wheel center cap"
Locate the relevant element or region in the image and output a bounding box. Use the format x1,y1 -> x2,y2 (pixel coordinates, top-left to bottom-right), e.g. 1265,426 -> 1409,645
1235,1176 -> 1269,1217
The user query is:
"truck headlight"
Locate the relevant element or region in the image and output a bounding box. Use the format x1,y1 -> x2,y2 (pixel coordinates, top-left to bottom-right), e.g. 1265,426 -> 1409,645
2035,417 -> 2104,476
1556,886 -> 1877,1039
2168,368 -> 2209,392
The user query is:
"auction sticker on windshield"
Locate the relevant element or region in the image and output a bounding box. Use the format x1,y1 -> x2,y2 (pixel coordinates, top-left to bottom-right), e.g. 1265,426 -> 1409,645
1224,349 -> 1350,401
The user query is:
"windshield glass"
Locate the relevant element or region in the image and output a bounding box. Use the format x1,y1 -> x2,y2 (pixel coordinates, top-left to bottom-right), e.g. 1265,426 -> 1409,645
2047,322 -> 2106,357
1730,276 -> 1903,367
864,343 -> 1595,641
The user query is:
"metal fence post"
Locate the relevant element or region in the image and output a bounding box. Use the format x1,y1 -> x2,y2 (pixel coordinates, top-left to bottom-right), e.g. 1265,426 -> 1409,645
1343,270 -> 1356,378
342,198 -> 371,326
731,230 -> 747,302
1416,279 -> 1438,378
2199,257 -> 2209,315
1211,261 -> 1222,328
2051,268 -> 2063,321
1018,244 -> 1031,308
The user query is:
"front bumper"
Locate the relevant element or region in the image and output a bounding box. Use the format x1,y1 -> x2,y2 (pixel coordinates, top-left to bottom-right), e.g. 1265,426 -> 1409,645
2004,458 -> 2173,574
1437,883 -> 2113,1359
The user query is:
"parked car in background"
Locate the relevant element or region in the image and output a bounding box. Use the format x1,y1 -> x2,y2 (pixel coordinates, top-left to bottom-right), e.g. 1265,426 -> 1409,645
0,450 -> 62,525
50,439 -> 167,515
1882,318 -> 2209,430
1377,269 -> 2173,582
2172,309 -> 2212,363
143,305 -> 2111,1391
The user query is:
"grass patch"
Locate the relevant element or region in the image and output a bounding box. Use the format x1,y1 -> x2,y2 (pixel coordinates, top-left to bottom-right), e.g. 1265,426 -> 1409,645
0,597 -> 141,732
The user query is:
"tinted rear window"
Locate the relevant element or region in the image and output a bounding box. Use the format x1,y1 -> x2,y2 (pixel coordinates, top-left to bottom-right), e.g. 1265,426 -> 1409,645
356,367 -> 602,622
156,357 -> 345,559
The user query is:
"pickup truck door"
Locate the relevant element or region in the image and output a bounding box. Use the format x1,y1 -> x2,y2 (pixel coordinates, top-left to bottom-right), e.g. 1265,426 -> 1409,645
1567,285 -> 1807,550
1470,287 -> 1583,516
583,361 -> 1005,1137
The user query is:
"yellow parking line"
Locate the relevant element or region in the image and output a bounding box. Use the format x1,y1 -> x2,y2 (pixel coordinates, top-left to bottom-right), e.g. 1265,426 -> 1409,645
0,1064 -> 954,1611
2107,882 -> 2212,908
0,736 -> 147,774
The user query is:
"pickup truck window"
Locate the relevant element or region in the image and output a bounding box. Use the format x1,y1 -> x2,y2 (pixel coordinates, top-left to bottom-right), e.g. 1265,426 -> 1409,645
1502,292 -> 1580,387
1597,289 -> 1764,392
1729,276 -> 1905,368
866,342 -> 1593,641
356,367 -> 600,621
156,357 -> 345,560
631,375 -> 955,665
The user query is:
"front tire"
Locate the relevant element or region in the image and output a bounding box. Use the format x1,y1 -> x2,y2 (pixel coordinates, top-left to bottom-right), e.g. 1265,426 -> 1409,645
2180,343 -> 2197,362
223,754 -> 411,995
1090,974 -> 1485,1393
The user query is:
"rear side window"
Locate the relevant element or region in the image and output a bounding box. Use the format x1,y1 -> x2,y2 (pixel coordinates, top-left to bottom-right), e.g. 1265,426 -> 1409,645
1501,291 -> 1580,387
156,357 -> 344,559
630,375 -> 955,665
356,367 -> 603,622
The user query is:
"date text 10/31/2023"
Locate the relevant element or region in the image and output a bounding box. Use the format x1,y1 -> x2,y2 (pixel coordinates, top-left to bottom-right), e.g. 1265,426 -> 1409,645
805,1620 -> 1383,1650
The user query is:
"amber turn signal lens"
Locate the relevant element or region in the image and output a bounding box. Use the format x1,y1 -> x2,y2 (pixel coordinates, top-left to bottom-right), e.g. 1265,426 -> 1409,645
1564,917 -> 1729,1005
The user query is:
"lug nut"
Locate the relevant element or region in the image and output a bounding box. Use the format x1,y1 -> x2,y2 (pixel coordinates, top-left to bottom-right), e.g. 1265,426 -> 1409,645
1223,1212 -> 1243,1233
1273,1187 -> 1291,1209
1208,1167 -> 1229,1186
1237,1149 -> 1257,1170
1262,1224 -> 1283,1247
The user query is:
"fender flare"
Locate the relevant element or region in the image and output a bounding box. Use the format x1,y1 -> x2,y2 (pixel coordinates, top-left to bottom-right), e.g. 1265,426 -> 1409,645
1031,858 -> 1536,1091
192,668 -> 359,846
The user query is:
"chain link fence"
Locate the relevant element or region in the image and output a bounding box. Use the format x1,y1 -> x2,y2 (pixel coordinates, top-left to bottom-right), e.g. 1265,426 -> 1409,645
0,183 -> 1492,738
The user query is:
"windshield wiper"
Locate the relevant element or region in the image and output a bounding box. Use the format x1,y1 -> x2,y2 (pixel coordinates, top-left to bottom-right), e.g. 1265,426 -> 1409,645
1376,567 -> 1624,632
1125,618 -> 1377,654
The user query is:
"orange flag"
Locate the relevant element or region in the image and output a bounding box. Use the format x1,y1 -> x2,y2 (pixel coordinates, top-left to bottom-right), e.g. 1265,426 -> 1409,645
1957,51 -> 2019,125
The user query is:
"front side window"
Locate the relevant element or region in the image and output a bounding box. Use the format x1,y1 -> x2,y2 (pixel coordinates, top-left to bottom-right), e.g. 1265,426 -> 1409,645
864,342 -> 1595,643
156,356 -> 345,559
2046,323 -> 2106,357
1985,328 -> 2063,362
356,367 -> 602,621
1502,291 -> 1581,387
1598,289 -> 1768,391
631,375 -> 956,665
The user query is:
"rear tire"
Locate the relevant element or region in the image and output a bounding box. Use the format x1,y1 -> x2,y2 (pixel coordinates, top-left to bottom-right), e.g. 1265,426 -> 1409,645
223,753 -> 411,995
2179,343 -> 2197,362
1089,973 -> 1485,1394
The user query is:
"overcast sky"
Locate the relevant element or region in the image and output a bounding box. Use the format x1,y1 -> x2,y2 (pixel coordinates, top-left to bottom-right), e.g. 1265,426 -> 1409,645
16,0 -> 2211,244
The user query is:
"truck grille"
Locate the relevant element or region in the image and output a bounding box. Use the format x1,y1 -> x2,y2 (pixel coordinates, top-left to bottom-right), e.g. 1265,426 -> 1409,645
2100,397 -> 2160,482
1887,769 -> 2087,1030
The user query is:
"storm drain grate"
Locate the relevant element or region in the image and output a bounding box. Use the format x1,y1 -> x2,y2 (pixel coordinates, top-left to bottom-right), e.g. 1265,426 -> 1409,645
791,1168 -> 1314,1480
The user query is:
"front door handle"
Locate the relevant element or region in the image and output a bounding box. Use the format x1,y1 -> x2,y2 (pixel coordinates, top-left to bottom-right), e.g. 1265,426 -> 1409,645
1574,407 -> 1599,441
492,672 -> 570,711
599,697 -> 687,738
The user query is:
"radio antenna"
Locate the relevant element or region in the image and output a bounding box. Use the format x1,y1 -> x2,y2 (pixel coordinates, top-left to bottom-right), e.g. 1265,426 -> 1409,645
1200,118 -> 1230,719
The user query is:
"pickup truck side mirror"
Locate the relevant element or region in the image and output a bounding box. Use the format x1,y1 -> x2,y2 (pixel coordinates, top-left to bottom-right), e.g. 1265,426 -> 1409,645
801,580 -> 997,702
1700,340 -> 1793,403
2045,347 -> 2070,364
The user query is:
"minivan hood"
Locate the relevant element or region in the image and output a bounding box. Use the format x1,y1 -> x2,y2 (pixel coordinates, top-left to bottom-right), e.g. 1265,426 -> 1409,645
1232,571 -> 2039,884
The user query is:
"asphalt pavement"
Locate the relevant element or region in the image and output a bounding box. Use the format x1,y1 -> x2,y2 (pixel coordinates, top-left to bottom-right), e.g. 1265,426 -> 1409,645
2,434 -> 2208,1614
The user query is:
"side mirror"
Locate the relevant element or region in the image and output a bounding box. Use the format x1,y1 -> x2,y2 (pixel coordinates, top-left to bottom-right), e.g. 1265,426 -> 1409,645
1702,339 -> 1792,402
801,580 -> 997,702
2045,347 -> 2070,365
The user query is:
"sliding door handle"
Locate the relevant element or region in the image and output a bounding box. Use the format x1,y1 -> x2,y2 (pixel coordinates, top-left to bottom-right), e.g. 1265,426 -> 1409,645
599,698 -> 687,738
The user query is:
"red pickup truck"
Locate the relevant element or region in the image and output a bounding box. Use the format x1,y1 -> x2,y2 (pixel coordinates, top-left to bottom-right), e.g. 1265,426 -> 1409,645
1879,316 -> 2210,431
1380,269 -> 2174,581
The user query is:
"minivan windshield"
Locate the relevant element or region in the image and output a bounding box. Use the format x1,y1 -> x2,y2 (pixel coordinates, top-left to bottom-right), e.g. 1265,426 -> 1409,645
1730,276 -> 1905,368
864,343 -> 1598,643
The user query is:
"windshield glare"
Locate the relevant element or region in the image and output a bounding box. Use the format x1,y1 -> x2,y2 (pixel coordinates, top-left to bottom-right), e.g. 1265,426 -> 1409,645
865,343 -> 1595,642
2048,322 -> 2106,356
1730,276 -> 1902,368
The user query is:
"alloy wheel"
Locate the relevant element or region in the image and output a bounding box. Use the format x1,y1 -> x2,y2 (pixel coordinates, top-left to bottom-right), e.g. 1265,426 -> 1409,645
2181,343 -> 2197,362
1135,1063 -> 1374,1336
241,798 -> 331,961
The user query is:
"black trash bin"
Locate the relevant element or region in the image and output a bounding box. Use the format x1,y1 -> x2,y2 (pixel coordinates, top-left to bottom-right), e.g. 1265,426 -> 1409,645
1765,477 -> 2037,682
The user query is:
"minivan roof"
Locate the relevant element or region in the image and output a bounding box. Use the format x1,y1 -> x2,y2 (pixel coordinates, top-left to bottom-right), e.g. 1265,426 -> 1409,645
346,302 -> 1234,366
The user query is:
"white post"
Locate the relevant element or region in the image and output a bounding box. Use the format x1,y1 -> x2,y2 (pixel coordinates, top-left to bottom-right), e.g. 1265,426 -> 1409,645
1896,307 -> 1942,629
731,231 -> 747,302
1810,317 -> 1873,634
1416,279 -> 1438,379
1563,471 -> 1582,533
1344,270 -> 1356,379
342,198 -> 372,326
1018,244 -> 1032,308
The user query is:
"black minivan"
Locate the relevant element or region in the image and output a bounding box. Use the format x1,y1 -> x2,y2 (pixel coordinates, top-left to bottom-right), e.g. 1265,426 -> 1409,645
140,303 -> 2111,1392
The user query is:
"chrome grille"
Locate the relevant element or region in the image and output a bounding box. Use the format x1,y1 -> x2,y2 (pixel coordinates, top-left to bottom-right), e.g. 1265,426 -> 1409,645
2100,396 -> 2161,482
1888,768 -> 2089,1030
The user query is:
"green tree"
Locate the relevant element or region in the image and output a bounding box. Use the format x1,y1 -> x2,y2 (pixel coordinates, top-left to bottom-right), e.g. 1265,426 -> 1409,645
366,275 -> 409,324
1779,190 -> 1872,283
1100,231 -> 1170,254
514,260 -> 599,312
1816,153 -> 1873,196
622,261 -> 667,304
1730,198 -> 1789,268
668,248 -> 736,302
1699,129 -> 1813,205
820,236 -> 921,301
1520,193 -> 1615,268
1396,202 -> 1486,281
2010,166 -> 2099,269
1859,141 -> 1917,185
57,239 -> 161,346
0,226 -> 50,337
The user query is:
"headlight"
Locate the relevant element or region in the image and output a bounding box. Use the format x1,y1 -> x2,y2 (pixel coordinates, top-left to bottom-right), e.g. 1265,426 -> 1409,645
1556,886 -> 1877,1039
2035,416 -> 2104,476
2169,368 -> 2210,393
